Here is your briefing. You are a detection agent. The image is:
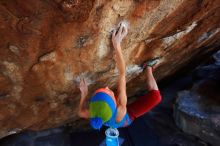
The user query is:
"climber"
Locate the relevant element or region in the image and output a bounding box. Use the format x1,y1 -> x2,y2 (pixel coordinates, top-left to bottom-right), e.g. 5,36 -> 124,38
78,22 -> 162,129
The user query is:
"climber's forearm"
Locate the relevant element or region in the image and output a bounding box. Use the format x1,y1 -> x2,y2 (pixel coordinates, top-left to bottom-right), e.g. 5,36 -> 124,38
114,46 -> 126,75
114,45 -> 127,106
116,74 -> 127,122
117,74 -> 127,106
78,95 -> 89,119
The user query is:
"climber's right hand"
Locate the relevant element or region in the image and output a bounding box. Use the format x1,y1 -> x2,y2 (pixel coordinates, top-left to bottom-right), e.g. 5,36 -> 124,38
112,23 -> 128,49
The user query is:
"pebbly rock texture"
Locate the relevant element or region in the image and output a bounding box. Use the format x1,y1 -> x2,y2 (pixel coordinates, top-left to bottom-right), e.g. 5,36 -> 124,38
0,0 -> 220,139
174,51 -> 220,146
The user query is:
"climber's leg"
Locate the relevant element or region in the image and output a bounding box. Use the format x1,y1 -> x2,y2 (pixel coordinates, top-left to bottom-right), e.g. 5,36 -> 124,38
127,61 -> 161,121
145,66 -> 158,91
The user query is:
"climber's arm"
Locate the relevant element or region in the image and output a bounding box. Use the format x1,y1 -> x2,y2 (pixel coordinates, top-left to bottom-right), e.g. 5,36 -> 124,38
112,23 -> 128,122
114,46 -> 127,107
116,73 -> 127,122
78,95 -> 90,119
114,46 -> 127,122
78,78 -> 90,119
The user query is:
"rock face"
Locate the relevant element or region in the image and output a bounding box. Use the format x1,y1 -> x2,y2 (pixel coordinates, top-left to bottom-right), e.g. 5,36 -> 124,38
0,0 -> 220,138
174,51 -> 220,146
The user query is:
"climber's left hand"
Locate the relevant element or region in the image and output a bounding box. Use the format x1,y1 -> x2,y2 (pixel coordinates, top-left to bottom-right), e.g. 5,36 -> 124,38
79,77 -> 88,98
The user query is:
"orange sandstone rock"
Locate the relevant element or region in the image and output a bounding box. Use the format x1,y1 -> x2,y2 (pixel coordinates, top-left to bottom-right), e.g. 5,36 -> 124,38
0,0 -> 220,138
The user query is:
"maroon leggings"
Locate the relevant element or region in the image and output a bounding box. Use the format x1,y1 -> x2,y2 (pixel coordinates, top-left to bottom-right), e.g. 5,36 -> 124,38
127,90 -> 162,121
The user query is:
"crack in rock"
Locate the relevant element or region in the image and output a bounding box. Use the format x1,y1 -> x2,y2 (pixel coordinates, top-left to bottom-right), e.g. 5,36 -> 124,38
197,28 -> 220,43
162,21 -> 197,48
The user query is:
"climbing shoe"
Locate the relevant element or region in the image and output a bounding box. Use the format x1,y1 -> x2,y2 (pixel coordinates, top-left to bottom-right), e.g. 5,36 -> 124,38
141,57 -> 160,70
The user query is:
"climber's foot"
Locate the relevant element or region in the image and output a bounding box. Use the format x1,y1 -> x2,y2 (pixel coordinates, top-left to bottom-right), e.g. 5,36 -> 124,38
141,57 -> 160,71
